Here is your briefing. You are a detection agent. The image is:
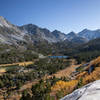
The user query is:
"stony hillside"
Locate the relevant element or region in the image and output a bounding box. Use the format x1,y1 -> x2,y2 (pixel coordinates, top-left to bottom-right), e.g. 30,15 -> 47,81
20,25 -> 67,43
61,80 -> 100,100
78,29 -> 100,40
0,16 -> 68,44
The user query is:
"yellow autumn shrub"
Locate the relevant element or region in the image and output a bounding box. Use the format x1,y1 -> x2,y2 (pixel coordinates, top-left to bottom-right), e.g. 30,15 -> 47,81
91,56 -> 100,67
51,80 -> 78,95
82,67 -> 100,85
76,56 -> 100,85
76,71 -> 88,79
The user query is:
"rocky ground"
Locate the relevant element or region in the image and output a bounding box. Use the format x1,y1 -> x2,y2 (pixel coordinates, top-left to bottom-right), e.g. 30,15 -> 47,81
61,80 -> 100,100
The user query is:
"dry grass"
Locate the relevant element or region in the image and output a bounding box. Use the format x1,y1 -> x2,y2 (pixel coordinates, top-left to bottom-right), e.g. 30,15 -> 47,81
17,61 -> 34,66
0,68 -> 6,75
0,61 -> 34,75
53,59 -> 80,78
0,61 -> 34,67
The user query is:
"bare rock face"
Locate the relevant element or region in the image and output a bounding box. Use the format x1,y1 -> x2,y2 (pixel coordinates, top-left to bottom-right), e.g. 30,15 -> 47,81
0,16 -> 68,44
19,24 -> 68,43
61,80 -> 100,100
1,16 -> 100,45
0,16 -> 11,27
78,29 -> 100,40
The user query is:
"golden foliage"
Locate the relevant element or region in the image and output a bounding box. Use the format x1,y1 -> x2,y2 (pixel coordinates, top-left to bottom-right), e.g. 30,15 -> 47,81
91,56 -> 100,67
76,56 -> 100,85
83,67 -> 100,84
76,71 -> 88,80
50,56 -> 100,98
76,67 -> 100,85
51,80 -> 78,95
0,68 -> 6,75
18,61 -> 34,66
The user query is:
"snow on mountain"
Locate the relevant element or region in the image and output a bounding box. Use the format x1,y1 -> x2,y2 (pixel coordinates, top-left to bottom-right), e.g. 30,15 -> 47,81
61,80 -> 100,100
65,31 -> 88,43
78,29 -> 100,40
66,31 -> 77,40
66,28 -> 100,42
51,30 -> 67,41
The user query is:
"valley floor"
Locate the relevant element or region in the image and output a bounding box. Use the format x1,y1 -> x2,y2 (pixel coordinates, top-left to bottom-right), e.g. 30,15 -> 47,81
0,56 -> 100,100
0,59 -> 79,100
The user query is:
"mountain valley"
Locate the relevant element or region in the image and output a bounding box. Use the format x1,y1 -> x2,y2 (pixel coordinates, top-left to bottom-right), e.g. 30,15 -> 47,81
0,16 -> 100,100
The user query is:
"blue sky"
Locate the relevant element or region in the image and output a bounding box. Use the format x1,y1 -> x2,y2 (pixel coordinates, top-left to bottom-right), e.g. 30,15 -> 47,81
1,0 -> 100,33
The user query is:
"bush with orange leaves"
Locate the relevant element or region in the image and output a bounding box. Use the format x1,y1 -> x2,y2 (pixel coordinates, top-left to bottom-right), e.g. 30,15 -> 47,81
76,67 -> 100,85
76,71 -> 88,80
51,80 -> 78,95
91,56 -> 100,67
76,56 -> 100,85
83,67 -> 100,85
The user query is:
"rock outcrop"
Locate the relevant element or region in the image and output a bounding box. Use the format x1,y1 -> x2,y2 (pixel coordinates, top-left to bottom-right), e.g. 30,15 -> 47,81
61,80 -> 100,100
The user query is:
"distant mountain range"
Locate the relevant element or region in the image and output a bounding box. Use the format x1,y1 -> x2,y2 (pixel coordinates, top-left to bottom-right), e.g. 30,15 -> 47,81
1,16 -> 100,64
0,16 -> 67,45
0,16 -> 100,45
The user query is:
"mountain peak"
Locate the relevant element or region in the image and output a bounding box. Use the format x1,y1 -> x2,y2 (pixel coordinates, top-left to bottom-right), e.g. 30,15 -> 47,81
52,30 -> 65,35
68,31 -> 76,35
0,16 -> 7,23
0,16 -> 11,27
0,16 -> 5,19
52,30 -> 61,33
82,28 -> 90,32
